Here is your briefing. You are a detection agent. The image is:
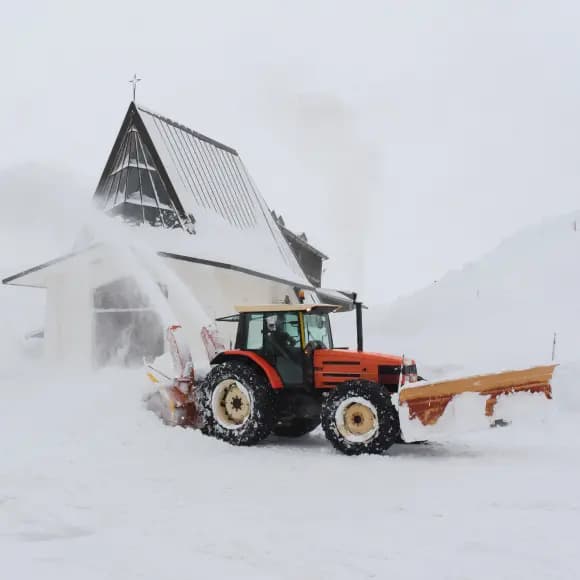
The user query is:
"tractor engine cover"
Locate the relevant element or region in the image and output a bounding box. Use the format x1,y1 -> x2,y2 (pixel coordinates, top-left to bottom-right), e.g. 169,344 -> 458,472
313,349 -> 414,392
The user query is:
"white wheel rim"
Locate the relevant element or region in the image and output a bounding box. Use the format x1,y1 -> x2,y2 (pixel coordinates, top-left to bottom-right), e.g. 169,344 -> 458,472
211,379 -> 252,430
335,397 -> 379,443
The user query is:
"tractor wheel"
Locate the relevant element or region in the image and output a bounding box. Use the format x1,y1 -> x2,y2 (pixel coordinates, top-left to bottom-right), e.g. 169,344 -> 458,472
197,361 -> 274,446
273,417 -> 320,438
321,381 -> 400,455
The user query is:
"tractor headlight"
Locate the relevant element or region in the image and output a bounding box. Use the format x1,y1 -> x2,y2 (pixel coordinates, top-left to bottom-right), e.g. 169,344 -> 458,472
403,357 -> 418,383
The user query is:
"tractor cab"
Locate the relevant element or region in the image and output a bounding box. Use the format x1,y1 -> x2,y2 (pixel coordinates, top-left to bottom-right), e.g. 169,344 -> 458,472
218,304 -> 338,387
204,302 -> 417,448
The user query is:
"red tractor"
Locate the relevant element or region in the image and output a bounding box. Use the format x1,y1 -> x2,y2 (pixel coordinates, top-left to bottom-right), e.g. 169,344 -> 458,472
196,302 -> 417,455
148,302 -> 556,455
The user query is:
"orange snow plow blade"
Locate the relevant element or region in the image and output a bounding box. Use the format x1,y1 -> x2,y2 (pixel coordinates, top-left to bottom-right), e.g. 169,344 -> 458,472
398,364 -> 556,438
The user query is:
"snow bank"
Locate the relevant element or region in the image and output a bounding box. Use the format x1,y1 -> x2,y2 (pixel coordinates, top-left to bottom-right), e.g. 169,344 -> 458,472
400,390 -> 554,443
367,210 -> 580,371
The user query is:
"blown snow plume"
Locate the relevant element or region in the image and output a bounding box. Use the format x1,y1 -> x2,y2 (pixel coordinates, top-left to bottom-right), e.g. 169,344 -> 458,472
77,209 -> 214,371
0,163 -> 219,427
0,164 -> 87,375
0,164 -> 86,279
0,161 -> 219,378
259,81 -> 382,293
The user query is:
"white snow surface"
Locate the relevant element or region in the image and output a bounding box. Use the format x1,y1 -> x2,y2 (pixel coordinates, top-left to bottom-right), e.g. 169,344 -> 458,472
2,206 -> 580,578
367,210 -> 580,372
1,365 -> 579,580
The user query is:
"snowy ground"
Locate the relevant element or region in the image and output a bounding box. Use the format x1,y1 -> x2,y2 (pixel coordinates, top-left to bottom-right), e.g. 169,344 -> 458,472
1,362 -> 579,580
2,198 -> 580,578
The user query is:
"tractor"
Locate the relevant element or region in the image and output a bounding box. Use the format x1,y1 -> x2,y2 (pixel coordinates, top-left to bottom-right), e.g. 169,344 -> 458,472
147,301 -> 556,456
197,302 -> 417,455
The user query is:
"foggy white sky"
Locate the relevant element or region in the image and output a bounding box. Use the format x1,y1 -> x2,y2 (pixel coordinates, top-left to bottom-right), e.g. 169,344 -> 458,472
1,0 -> 580,304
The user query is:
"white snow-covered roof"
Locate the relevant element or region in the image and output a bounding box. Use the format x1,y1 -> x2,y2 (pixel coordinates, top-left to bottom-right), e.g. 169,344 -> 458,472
0,102 -> 313,293
0,242 -> 312,291
134,104 -> 308,285
235,304 -> 340,313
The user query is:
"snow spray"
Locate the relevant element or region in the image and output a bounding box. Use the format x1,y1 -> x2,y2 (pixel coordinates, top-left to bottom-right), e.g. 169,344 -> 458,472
79,210 -> 213,369
259,83 -> 381,295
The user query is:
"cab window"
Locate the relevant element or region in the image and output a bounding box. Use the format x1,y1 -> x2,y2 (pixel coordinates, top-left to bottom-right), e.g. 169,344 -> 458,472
303,312 -> 333,348
245,312 -> 301,351
246,314 -> 264,349
274,312 -> 301,345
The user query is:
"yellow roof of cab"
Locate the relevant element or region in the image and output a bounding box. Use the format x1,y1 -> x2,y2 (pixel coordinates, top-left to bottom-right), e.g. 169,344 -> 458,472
234,304 -> 340,313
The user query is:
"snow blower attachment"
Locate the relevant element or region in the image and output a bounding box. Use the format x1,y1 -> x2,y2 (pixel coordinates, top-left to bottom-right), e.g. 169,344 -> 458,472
145,325 -> 199,428
146,302 -> 557,455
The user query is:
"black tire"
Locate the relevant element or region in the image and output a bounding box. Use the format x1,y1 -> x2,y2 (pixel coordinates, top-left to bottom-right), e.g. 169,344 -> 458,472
197,361 -> 274,446
321,380 -> 400,455
273,417 -> 320,438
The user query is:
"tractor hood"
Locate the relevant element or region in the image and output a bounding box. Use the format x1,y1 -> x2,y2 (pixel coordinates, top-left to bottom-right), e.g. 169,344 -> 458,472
314,349 -> 415,390
326,349 -> 403,366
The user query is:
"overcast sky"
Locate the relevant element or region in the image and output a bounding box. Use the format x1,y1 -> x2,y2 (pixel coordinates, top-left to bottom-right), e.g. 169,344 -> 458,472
1,0 -> 580,304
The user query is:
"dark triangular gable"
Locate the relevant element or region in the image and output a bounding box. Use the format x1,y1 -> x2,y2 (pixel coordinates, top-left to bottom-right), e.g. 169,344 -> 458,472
93,102 -> 194,232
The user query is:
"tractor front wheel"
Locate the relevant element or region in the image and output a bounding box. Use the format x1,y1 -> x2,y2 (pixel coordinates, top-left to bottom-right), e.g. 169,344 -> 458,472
321,381 -> 400,455
197,361 -> 274,446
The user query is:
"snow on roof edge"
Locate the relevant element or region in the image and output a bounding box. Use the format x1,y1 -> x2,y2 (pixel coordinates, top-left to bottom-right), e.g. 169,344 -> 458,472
3,242 -> 315,291
136,103 -> 238,156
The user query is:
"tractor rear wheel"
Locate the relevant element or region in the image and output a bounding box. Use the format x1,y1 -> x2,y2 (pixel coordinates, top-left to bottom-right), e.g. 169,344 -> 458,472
321,381 -> 400,455
197,361 -> 274,446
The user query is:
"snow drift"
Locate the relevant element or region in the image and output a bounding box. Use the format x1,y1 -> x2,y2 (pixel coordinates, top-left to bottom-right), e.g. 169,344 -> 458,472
367,210 -> 580,374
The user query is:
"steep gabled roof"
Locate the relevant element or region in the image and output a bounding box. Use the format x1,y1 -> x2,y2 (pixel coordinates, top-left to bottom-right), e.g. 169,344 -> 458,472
93,102 -> 308,285
136,104 -> 258,230
94,102 -> 187,230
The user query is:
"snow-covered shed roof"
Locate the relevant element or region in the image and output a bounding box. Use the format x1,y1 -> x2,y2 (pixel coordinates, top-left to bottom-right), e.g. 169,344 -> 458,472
0,243 -> 310,290
92,102 -> 309,286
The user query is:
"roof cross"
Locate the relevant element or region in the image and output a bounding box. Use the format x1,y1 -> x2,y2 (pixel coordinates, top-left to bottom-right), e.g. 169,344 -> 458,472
129,74 -> 141,102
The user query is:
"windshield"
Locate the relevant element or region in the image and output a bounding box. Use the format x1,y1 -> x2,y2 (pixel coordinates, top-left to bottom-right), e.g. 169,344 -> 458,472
303,312 -> 333,349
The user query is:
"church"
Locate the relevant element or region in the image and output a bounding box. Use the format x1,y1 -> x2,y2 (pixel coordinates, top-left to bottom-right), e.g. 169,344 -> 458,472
3,101 -> 349,368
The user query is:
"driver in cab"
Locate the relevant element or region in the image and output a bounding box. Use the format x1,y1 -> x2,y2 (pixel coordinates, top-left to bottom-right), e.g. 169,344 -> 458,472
264,314 -> 298,360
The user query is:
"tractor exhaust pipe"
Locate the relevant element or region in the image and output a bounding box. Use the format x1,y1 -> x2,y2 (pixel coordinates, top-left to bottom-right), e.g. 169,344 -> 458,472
355,300 -> 363,352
